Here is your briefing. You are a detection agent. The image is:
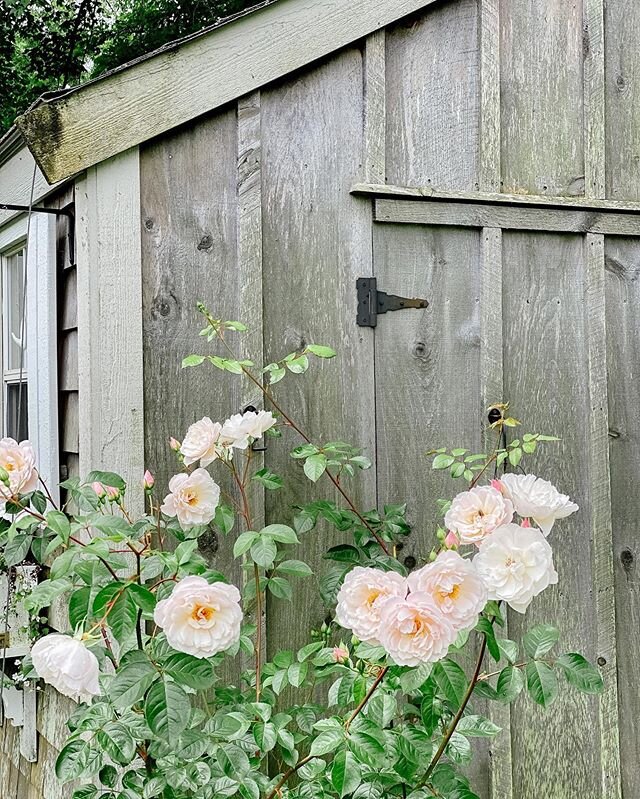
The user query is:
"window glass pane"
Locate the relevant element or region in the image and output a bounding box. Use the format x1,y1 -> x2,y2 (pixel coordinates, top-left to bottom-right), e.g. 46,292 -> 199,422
6,382 -> 28,442
6,250 -> 26,372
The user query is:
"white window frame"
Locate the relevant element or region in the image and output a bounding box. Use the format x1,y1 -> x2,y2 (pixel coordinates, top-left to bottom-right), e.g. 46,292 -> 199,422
0,213 -> 59,498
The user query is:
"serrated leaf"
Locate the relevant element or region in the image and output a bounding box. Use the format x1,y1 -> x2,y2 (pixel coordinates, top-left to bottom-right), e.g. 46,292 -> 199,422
253,722 -> 277,752
97,722 -> 136,765
496,665 -> 525,703
304,453 -> 327,482
310,728 -> 344,756
233,530 -> 259,558
523,624 -> 560,659
306,344 -> 336,358
432,454 -> 455,470
144,678 -> 190,740
250,536 -> 277,568
525,661 -> 558,707
434,659 -> 468,708
556,653 -> 603,694
163,652 -> 216,690
331,750 -> 362,798
182,355 -> 205,368
456,715 -> 501,737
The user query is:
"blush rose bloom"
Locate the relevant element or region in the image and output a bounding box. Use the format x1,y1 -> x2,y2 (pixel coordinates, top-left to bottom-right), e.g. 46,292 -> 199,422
31,634 -> 100,703
335,566 -> 407,644
378,594 -> 455,666
498,473 -> 579,536
221,410 -> 276,450
161,469 -> 220,528
154,576 -> 243,658
473,523 -> 558,613
408,550 -> 487,632
180,417 -> 224,467
444,485 -> 513,546
0,438 -> 38,502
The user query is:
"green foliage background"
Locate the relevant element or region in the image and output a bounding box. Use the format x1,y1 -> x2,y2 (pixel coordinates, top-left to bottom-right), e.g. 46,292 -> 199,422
0,0 -> 260,135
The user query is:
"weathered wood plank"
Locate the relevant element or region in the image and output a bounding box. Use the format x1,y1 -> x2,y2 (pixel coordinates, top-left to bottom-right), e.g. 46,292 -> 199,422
604,236 -> 640,798
500,0 -> 584,196
60,392 -> 79,454
385,0 -> 479,190
583,0 -> 605,198
59,268 -> 77,330
478,0 -> 501,192
363,29 -> 386,184
58,330 -> 78,392
479,227 -> 513,799
584,233 -> 621,799
352,182 -> 640,213
604,0 -> 640,200
17,0 -> 445,184
76,148 -> 144,511
261,48 -> 376,656
374,198 -> 640,236
503,231 -> 599,798
0,145 -> 62,227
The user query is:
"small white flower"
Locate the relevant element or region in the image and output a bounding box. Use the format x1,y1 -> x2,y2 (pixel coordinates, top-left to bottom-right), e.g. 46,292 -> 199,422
408,550 -> 487,632
161,468 -> 220,528
180,417 -> 224,467
444,486 -> 513,546
31,634 -> 100,703
220,410 -> 276,450
499,473 -> 578,536
335,566 -> 407,644
473,523 -> 558,613
154,576 -> 243,658
378,594 -> 455,667
0,438 -> 38,502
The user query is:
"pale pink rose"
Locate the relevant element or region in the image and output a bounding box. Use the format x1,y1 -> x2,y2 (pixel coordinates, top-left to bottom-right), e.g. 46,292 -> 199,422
143,470 -> 155,490
91,481 -> 105,498
161,468 -> 220,528
243,410 -> 276,439
499,473 -> 578,536
0,438 -> 37,501
220,410 -> 276,450
444,486 -> 513,546
332,646 -> 349,663
180,417 -> 224,467
154,576 -> 242,658
31,634 -> 100,703
408,551 -> 487,632
378,594 -> 455,666
335,566 -> 407,644
473,523 -> 558,613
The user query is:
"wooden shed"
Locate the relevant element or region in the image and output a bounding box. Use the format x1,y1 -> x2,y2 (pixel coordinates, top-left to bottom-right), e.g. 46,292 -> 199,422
0,0 -> 639,795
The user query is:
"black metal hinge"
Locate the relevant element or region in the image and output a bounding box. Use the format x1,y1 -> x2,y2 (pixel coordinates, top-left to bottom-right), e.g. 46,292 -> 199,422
356,277 -> 429,328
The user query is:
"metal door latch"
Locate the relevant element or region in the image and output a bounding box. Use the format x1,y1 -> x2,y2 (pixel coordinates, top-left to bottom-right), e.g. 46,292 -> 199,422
356,277 -> 429,328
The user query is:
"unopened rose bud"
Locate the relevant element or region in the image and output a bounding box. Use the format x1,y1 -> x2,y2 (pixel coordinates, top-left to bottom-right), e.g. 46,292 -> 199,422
104,485 -> 119,501
490,478 -> 503,492
429,549 -> 437,562
436,528 -> 446,541
444,531 -> 459,549
332,646 -> 349,664
143,470 -> 155,490
91,481 -> 105,498
521,517 -> 531,528
169,437 -> 181,452
0,467 -> 9,487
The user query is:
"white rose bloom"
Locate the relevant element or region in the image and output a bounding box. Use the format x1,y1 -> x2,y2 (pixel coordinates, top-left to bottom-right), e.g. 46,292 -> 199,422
221,410 -> 276,450
473,523 -> 558,613
0,438 -> 38,502
408,550 -> 487,632
31,634 -> 100,703
161,468 -> 220,528
180,417 -> 224,467
378,594 -> 455,667
154,576 -> 243,658
444,486 -> 513,546
335,566 -> 407,644
499,473 -> 578,536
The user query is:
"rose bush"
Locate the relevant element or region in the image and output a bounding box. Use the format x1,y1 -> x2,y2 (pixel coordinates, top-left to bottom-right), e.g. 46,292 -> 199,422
0,307 -> 601,799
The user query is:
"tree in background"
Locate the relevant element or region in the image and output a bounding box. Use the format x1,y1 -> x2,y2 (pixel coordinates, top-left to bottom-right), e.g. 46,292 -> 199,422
0,0 -> 260,135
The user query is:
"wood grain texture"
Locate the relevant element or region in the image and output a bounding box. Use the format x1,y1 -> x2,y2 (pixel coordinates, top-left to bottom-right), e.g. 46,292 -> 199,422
260,48 -> 376,656
500,0 -> 584,196
0,146 -> 62,227
17,0 -> 443,184
584,233 -> 621,799
140,109 -> 250,604
363,30 -> 386,184
583,0 -> 605,198
375,198 -> 640,236
503,231 -> 599,799
352,182 -> 640,213
385,0 -> 479,190
604,236 -> 640,798
604,0 -> 640,199
76,148 -> 145,512
479,227 -> 513,799
478,0 -> 501,192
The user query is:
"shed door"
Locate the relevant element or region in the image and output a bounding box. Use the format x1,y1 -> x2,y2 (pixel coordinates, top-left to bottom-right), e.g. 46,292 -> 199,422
371,196 -> 634,799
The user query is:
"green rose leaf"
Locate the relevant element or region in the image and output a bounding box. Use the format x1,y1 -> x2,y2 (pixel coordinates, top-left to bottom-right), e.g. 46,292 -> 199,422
523,624 -> 560,659
304,453 -> 327,483
434,659 -> 468,709
163,652 -> 216,690
310,728 -> 344,757
525,661 -> 558,707
330,750 -> 362,798
56,739 -> 95,782
306,344 -> 336,358
496,665 -> 525,703
96,721 -> 136,765
144,678 -> 190,740
46,510 -> 71,543
250,536 -> 277,568
456,714 -> 501,737
556,653 -> 604,694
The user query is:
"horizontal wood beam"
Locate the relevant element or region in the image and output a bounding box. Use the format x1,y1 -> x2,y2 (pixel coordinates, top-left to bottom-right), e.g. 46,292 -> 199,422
352,183 -> 640,213
16,0 -> 438,184
374,198 -> 640,236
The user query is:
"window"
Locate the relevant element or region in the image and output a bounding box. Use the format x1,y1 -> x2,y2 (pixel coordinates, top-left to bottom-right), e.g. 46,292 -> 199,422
1,244 -> 28,442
